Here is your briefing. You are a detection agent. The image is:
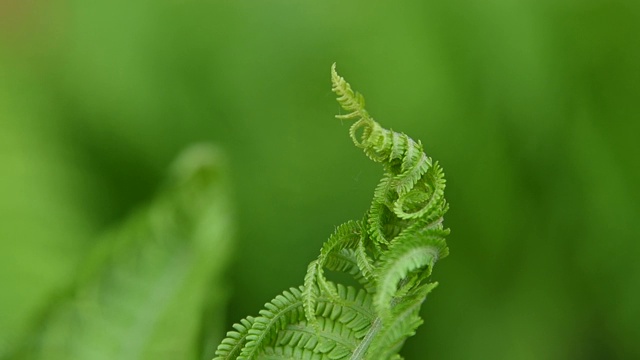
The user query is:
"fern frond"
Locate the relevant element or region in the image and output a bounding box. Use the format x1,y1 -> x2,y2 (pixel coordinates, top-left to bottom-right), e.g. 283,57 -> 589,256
366,284 -> 432,359
331,63 -> 369,121
260,345 -> 325,360
276,317 -> 357,356
316,221 -> 364,294
303,261 -> 322,336
303,220 -> 364,329
238,288 -> 307,360
373,231 -> 448,317
354,242 -> 376,287
316,285 -> 375,339
324,249 -> 374,292
393,161 -> 446,220
394,140 -> 430,196
215,64 -> 451,359
216,285 -> 375,360
214,317 -> 256,360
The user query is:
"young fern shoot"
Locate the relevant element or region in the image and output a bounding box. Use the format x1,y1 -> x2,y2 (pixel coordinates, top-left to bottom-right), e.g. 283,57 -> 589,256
214,64 -> 450,360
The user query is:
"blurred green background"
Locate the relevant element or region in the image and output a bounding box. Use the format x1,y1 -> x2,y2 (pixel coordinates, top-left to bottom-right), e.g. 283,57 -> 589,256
1,0 -> 639,359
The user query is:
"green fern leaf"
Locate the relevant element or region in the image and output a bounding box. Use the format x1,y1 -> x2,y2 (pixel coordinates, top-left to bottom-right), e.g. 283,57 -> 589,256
373,230 -> 448,318
237,288 -> 307,360
324,249 -> 374,293
303,220 -> 365,330
215,64 -> 451,359
215,317 -> 256,360
331,63 -> 368,121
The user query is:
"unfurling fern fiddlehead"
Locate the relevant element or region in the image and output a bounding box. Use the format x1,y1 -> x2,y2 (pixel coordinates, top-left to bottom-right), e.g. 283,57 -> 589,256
214,64 -> 450,360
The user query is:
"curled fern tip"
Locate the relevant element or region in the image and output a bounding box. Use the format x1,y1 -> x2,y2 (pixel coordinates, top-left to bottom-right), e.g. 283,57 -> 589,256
214,64 -> 450,360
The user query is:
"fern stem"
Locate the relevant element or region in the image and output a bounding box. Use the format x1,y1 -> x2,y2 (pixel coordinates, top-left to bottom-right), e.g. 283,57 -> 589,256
349,316 -> 382,360
350,276 -> 411,360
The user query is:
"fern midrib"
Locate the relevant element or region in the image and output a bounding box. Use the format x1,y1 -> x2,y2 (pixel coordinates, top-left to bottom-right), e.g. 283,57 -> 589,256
350,276 -> 411,360
349,316 -> 381,360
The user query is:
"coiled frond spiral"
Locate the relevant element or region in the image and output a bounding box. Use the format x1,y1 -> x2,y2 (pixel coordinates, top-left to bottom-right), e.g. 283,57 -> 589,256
214,64 -> 450,360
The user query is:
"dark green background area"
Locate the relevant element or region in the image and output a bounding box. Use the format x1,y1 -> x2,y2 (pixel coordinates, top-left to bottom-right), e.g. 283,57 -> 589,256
1,0 -> 639,359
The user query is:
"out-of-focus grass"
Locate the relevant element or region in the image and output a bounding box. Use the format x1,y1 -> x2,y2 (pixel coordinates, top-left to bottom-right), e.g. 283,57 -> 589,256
1,0 -> 639,359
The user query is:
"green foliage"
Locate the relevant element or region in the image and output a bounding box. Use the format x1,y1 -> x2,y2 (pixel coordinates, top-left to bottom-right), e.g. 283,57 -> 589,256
3,2 -> 639,358
5,145 -> 234,360
214,64 -> 450,360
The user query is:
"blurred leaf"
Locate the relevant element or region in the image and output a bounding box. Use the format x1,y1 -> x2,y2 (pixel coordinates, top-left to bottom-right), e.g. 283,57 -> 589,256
6,145 -> 234,360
